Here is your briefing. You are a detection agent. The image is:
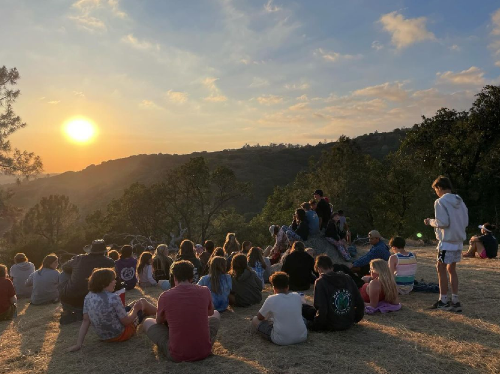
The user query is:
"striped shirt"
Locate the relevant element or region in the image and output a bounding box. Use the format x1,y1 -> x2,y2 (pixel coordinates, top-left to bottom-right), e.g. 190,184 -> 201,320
394,252 -> 417,295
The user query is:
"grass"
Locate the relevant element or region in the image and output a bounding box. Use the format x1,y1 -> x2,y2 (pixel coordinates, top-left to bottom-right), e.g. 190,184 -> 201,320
1,246 -> 500,374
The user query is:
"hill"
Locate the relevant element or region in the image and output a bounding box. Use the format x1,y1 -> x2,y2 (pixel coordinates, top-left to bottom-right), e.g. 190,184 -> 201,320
4,129 -> 406,220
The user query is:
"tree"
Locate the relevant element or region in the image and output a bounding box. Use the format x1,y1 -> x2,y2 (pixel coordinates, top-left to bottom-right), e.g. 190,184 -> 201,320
0,66 -> 42,177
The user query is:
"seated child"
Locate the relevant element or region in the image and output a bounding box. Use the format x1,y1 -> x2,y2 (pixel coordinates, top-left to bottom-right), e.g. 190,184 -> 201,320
137,252 -> 168,289
68,268 -> 157,351
25,254 -> 60,305
198,256 -> 232,312
465,223 -> 498,259
251,272 -> 307,346
388,237 -> 417,295
360,259 -> 399,308
229,254 -> 262,307
247,247 -> 267,286
9,253 -> 35,298
0,264 -> 17,321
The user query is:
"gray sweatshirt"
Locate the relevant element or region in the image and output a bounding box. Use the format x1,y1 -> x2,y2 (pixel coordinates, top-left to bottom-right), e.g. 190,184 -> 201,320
429,193 -> 468,249
10,262 -> 35,298
25,268 -> 60,305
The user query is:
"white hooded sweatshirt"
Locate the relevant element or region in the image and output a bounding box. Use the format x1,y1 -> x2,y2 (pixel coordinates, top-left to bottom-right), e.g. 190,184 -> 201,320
429,193 -> 468,250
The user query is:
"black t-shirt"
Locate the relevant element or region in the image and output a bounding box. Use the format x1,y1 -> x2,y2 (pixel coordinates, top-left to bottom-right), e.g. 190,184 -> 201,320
479,233 -> 498,258
281,251 -> 315,291
316,199 -> 331,229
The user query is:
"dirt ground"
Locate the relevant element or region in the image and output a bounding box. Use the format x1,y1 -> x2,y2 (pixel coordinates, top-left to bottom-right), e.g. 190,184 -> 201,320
1,247 -> 499,374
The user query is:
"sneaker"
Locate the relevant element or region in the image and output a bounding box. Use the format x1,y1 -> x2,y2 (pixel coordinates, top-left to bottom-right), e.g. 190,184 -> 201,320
449,302 -> 462,313
430,300 -> 450,310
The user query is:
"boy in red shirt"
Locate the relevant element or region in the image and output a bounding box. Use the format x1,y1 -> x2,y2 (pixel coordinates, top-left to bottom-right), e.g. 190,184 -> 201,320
144,260 -> 221,362
0,264 -> 17,320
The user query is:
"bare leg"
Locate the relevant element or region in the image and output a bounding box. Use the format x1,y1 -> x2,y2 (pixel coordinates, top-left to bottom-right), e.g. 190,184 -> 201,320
251,316 -> 261,331
437,261 -> 449,296
140,298 -> 158,316
263,245 -> 273,257
447,262 -> 458,295
142,317 -> 157,333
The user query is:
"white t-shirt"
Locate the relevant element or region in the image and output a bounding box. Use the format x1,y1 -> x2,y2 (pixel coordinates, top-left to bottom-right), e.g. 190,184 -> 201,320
258,292 -> 307,345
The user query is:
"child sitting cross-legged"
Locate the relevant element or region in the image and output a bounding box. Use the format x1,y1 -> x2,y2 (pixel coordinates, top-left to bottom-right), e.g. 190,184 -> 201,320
68,268 -> 157,351
251,272 -> 307,346
197,256 -> 232,312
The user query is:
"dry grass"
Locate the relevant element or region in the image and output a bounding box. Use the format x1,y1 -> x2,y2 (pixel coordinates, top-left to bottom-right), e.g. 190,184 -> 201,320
1,247 -> 500,374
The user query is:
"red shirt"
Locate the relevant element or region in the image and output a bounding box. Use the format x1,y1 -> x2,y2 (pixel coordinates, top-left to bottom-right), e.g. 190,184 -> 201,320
157,283 -> 213,362
0,278 -> 15,314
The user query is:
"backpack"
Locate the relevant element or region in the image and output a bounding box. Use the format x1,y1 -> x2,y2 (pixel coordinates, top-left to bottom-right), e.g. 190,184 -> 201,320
152,257 -> 169,282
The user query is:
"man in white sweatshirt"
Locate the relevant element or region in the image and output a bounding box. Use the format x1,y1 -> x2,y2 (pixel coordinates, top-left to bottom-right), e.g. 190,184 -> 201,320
424,176 -> 468,312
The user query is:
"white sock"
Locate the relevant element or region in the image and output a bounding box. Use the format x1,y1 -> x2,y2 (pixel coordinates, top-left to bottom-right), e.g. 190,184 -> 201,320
452,294 -> 459,304
440,294 -> 448,303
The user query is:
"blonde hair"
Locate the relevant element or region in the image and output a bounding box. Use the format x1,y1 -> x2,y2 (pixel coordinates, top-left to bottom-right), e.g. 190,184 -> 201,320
370,259 -> 398,304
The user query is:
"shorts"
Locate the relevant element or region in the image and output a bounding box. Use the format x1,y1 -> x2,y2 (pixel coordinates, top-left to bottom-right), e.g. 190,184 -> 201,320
480,249 -> 488,259
106,323 -> 136,342
256,320 -> 273,341
437,250 -> 462,264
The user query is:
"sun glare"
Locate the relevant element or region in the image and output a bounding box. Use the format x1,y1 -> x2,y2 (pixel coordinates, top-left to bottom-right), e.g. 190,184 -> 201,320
63,118 -> 97,143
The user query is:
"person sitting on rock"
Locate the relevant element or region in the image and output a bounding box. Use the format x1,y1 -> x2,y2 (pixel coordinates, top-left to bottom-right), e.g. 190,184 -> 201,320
282,208 -> 309,244
301,202 -> 320,236
350,230 -> 390,276
325,212 -> 351,261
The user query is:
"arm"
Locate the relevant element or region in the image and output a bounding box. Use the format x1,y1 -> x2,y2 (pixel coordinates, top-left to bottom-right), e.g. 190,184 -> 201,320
311,282 -> 328,331
146,266 -> 157,286
10,295 -> 17,304
352,250 -> 376,268
428,201 -> 450,228
68,314 -> 91,352
366,280 -> 381,308
351,279 -> 365,323
257,312 -> 265,321
62,258 -> 75,274
388,254 -> 397,275
207,295 -> 215,317
119,300 -> 142,325
25,272 -> 34,287
281,256 -> 289,274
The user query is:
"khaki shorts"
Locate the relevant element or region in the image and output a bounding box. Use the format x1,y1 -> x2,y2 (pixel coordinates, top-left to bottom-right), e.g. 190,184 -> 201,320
146,316 -> 220,359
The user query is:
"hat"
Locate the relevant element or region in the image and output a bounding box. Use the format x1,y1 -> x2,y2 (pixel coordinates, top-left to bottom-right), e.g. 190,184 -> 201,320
269,225 -> 277,236
478,223 -> 494,233
368,230 -> 381,238
313,189 -> 323,197
84,239 -> 107,254
195,244 -> 204,255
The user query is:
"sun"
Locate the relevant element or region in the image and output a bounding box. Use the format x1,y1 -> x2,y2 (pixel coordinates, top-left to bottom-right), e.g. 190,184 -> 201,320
63,118 -> 97,143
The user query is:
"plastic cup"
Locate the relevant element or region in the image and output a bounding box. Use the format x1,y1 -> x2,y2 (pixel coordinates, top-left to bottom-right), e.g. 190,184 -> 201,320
115,288 -> 126,306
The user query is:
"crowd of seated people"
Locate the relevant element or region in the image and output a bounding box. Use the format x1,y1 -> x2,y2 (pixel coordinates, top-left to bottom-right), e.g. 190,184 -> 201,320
0,186 -> 490,361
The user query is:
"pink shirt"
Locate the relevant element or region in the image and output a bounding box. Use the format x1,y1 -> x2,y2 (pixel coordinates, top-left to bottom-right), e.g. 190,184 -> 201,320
157,283 -> 213,362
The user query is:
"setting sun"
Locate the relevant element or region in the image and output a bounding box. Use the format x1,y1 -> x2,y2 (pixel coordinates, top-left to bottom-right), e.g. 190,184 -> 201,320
63,118 -> 97,143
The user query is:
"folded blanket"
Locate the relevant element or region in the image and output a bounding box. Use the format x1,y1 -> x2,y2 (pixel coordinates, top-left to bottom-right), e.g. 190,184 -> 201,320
365,301 -> 402,314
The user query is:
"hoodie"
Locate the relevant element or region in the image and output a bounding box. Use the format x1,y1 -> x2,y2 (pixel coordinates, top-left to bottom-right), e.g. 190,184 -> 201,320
309,271 -> 364,331
231,268 -> 263,307
10,262 -> 35,298
429,193 -> 468,249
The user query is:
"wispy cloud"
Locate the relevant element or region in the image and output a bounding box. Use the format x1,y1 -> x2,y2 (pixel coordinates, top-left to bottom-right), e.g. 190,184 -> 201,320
166,90 -> 188,104
139,100 -> 163,110
202,77 -> 228,102
436,66 -> 485,86
73,91 -> 85,98
353,81 -> 409,102
379,11 -> 436,49
284,82 -> 310,90
68,15 -> 107,33
48,100 -> 61,105
264,0 -> 281,13
449,44 -> 461,52
492,8 -> 500,36
249,77 -> 270,88
122,34 -> 159,50
257,95 -> 284,105
69,0 -> 127,33
314,48 -> 362,63
371,41 -> 384,50
289,102 -> 309,111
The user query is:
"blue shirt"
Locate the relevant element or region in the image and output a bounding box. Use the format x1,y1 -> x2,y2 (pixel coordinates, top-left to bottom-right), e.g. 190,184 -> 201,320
306,210 -> 320,235
352,241 -> 390,268
250,261 -> 265,286
197,274 -> 232,312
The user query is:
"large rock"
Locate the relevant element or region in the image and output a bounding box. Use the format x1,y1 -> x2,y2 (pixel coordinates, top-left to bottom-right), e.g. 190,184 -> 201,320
303,233 -> 353,265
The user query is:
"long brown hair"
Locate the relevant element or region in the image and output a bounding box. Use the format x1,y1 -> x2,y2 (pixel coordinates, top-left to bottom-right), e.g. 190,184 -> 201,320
247,247 -> 266,269
229,253 -> 250,279
223,233 -> 240,256
208,256 -> 227,294
137,252 -> 153,275
38,254 -> 58,273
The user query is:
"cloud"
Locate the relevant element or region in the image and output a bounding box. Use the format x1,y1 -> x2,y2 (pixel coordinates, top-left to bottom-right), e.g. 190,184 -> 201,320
139,100 -> 163,110
108,0 -> 127,19
492,8 -> 500,36
264,0 -> 281,13
449,44 -> 461,51
436,66 -> 485,86
73,91 -> 85,98
122,34 -> 159,50
496,61 -> 500,67
289,102 -> 309,111
166,90 -> 188,104
202,77 -> 228,102
296,94 -> 308,101
314,48 -> 362,63
379,11 -> 436,49
68,15 -> 107,33
257,95 -> 284,105
353,82 -> 409,102
371,41 -> 384,50
249,77 -> 270,88
284,82 -> 310,90
48,100 -> 60,104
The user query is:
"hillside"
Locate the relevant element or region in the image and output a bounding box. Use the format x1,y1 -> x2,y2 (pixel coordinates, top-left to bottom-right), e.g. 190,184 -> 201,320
4,129 -> 406,219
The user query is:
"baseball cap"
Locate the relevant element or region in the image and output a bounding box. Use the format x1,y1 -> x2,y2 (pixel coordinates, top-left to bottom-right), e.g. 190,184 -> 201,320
368,230 -> 381,238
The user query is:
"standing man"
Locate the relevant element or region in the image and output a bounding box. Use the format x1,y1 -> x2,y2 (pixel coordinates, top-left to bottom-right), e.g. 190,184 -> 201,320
424,176 -> 468,312
313,189 -> 331,231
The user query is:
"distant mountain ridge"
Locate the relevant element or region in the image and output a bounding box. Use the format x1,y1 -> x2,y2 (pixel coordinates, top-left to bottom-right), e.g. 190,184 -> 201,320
4,129 -> 406,219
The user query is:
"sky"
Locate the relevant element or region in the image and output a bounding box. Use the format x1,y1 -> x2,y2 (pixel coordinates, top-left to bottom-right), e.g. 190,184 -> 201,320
1,0 -> 500,173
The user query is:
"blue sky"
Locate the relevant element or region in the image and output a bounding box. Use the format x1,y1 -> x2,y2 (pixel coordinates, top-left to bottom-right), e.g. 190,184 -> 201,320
1,0 -> 499,172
